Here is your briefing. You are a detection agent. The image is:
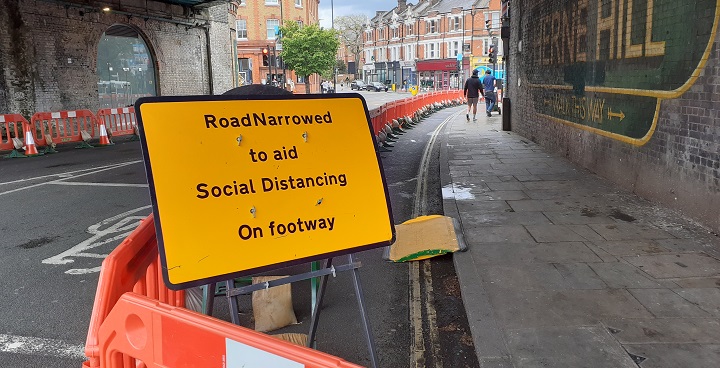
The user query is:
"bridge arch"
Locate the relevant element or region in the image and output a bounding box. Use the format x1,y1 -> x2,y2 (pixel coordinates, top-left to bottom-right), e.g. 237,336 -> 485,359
97,24 -> 157,108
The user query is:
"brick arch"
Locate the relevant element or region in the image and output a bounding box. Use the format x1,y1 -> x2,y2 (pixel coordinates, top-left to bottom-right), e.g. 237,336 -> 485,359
97,24 -> 158,108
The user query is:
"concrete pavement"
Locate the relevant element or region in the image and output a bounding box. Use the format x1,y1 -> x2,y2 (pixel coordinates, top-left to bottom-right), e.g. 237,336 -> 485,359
439,109 -> 720,367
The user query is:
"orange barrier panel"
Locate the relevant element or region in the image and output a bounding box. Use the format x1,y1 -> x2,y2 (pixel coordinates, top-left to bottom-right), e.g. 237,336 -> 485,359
0,114 -> 28,151
83,214 -> 185,368
98,293 -> 364,368
96,107 -> 136,137
32,109 -> 97,147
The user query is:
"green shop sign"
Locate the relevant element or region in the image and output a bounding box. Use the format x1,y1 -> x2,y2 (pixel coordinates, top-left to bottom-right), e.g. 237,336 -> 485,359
525,0 -> 719,145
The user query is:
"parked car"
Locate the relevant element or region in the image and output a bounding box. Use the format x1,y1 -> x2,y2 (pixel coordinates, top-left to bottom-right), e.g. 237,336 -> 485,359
350,80 -> 367,90
368,82 -> 389,92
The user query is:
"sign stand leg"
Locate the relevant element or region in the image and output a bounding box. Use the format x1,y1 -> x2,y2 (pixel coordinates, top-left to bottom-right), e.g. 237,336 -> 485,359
307,258 -> 333,349
349,253 -> 379,368
202,282 -> 216,315
226,279 -> 242,325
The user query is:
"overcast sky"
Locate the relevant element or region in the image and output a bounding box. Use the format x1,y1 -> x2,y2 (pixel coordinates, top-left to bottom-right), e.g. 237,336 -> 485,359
318,0 -> 395,29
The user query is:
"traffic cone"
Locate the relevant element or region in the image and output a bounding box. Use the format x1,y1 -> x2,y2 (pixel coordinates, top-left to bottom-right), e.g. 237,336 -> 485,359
23,123 -> 43,157
98,123 -> 113,146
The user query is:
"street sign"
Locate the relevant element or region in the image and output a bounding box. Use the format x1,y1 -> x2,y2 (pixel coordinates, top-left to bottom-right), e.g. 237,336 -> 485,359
136,94 -> 395,289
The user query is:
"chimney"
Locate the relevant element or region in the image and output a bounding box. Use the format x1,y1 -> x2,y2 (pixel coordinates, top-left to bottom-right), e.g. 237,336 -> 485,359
398,0 -> 407,12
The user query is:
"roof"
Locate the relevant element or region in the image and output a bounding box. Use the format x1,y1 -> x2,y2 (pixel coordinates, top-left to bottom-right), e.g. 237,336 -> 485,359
155,0 -> 230,8
428,0 -> 488,13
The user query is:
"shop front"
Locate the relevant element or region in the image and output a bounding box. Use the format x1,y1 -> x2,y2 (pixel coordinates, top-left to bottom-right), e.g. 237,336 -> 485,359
416,58 -> 462,91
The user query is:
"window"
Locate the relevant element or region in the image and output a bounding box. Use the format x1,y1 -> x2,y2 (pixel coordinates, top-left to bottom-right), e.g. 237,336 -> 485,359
407,24 -> 414,35
297,75 -> 305,83
392,28 -> 398,39
449,16 -> 461,31
295,0 -> 302,7
425,43 -> 438,59
266,0 -> 278,4
236,20 -> 247,39
405,45 -> 415,60
428,20 -> 436,33
266,19 -> 279,39
448,41 -> 460,57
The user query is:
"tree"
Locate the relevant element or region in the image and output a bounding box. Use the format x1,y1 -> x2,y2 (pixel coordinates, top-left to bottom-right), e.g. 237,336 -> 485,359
334,14 -> 366,78
279,22 -> 339,94
336,59 -> 347,74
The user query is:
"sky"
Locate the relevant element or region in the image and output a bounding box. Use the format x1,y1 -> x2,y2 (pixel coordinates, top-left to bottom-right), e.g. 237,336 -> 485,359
318,0 -> 394,29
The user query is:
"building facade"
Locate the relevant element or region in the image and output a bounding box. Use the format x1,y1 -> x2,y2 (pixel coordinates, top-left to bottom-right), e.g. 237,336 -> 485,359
362,0 -> 503,91
235,0 -> 320,93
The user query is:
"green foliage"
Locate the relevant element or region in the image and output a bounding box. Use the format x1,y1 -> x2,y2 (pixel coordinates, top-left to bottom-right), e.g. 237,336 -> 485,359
336,60 -> 347,74
279,22 -> 340,83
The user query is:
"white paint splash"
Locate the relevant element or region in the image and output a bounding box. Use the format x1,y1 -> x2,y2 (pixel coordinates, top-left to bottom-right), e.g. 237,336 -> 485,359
442,184 -> 476,200
0,334 -> 84,359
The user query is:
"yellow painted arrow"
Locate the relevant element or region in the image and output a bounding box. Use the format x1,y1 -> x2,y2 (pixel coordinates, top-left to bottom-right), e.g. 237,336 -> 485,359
608,108 -> 625,121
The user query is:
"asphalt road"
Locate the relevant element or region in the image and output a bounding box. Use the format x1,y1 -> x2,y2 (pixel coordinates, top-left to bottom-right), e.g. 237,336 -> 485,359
0,90 -> 471,367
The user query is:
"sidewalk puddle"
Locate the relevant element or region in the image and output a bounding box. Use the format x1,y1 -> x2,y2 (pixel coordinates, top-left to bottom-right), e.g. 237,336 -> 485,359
442,184 -> 475,200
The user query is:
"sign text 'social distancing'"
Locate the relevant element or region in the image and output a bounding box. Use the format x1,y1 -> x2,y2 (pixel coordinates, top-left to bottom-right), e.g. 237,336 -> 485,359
136,95 -> 395,289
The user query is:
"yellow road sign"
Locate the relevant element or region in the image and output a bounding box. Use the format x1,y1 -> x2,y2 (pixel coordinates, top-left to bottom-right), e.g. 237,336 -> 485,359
136,94 -> 395,289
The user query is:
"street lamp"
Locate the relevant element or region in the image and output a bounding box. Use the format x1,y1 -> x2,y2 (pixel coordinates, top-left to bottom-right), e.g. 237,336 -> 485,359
331,0 -> 336,93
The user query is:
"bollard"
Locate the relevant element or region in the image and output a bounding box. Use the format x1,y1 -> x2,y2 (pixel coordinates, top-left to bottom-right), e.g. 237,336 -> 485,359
502,97 -> 511,131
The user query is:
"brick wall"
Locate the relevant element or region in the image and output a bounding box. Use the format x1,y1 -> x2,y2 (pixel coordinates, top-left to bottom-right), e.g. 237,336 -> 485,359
0,0 -> 235,117
508,0 -> 720,231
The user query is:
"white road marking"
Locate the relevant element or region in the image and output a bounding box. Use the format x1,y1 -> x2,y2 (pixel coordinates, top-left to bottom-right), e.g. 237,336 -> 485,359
0,334 -> 84,360
0,161 -> 142,197
42,206 -> 152,274
49,182 -> 148,188
0,160 -> 142,186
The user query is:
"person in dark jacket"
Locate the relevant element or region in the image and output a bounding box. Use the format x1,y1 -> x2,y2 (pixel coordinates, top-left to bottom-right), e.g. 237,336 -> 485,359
463,69 -> 482,121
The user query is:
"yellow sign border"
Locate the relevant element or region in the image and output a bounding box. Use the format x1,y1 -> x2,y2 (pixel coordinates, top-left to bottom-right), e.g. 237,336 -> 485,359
135,93 -> 396,290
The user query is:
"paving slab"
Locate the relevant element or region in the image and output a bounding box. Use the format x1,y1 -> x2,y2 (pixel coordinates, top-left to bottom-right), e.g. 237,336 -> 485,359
624,253 -> 720,279
505,326 -> 637,368
588,222 -> 677,241
462,225 -> 536,244
588,262 -> 663,288
553,263 -> 609,289
469,242 -> 603,265
475,190 -> 531,201
457,211 -> 552,226
543,210 -> 617,225
591,240 -> 671,256
525,224 -> 588,242
622,343 -> 720,368
604,318 -> 720,344
628,289 -> 711,317
674,288 -> 720,316
488,289 -> 653,329
507,199 -> 576,212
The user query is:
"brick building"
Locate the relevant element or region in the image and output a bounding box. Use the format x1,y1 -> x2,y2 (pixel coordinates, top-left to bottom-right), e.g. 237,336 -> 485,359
235,0 -> 320,93
362,0 -> 503,91
0,0 -> 237,116
506,0 -> 720,231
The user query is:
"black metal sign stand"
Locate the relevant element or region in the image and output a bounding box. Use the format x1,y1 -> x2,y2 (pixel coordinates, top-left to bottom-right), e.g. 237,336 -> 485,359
220,254 -> 379,368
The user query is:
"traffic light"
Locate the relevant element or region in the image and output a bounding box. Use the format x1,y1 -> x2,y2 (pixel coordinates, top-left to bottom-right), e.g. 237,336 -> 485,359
485,19 -> 491,30
488,45 -> 496,64
262,47 -> 269,66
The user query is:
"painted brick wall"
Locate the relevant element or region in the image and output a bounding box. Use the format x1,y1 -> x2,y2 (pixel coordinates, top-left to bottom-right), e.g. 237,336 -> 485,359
508,0 -> 720,231
0,0 -> 235,117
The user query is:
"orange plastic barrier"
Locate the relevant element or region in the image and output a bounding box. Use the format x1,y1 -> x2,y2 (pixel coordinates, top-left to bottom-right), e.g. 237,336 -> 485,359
369,90 -> 463,136
96,107 -> 136,137
98,293 -> 363,368
32,109 -> 97,147
0,114 -> 28,151
83,214 -> 185,368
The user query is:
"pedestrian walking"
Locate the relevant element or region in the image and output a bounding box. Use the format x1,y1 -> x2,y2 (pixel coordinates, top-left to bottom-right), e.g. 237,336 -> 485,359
482,70 -> 497,117
463,69 -> 482,121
